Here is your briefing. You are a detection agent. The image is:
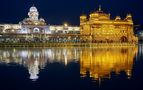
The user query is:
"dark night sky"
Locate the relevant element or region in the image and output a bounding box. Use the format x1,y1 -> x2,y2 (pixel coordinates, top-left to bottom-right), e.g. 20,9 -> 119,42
0,0 -> 143,26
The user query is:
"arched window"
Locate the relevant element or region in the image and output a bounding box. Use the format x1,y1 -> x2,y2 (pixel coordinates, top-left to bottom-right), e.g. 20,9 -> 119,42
33,28 -> 40,33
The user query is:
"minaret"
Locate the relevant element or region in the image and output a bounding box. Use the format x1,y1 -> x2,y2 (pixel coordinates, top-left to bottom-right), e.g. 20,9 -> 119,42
28,5 -> 39,21
80,15 -> 87,24
97,5 -> 103,13
126,14 -> 133,22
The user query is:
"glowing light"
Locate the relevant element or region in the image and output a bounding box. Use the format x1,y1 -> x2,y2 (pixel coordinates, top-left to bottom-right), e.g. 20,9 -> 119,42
33,28 -> 40,33
12,30 -> 15,32
49,26 -> 55,30
68,27 -> 73,30
45,29 -> 52,34
74,27 -> 80,31
56,26 -> 63,30
64,23 -> 68,27
20,51 -> 28,58
19,28 -> 28,34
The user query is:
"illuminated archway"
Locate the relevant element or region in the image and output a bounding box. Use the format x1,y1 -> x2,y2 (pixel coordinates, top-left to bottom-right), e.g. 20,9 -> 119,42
121,36 -> 128,42
33,28 -> 40,33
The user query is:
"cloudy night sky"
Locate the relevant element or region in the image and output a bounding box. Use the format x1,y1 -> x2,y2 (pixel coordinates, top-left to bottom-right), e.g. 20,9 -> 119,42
0,0 -> 142,26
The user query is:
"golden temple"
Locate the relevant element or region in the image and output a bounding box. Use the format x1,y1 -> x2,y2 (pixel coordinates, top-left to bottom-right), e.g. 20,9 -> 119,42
80,6 -> 138,44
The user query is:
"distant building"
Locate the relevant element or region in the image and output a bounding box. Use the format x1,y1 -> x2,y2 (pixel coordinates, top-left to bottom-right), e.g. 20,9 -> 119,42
0,5 -> 80,43
80,6 -> 138,43
138,31 -> 143,42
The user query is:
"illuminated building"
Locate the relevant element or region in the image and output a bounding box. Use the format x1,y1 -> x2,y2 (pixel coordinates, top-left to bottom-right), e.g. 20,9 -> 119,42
138,31 -> 143,42
80,47 -> 138,80
80,6 -> 138,43
0,5 -> 80,43
0,5 -> 138,44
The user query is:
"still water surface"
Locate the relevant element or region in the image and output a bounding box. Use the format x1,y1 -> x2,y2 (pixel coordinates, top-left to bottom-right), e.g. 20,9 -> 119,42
0,45 -> 143,90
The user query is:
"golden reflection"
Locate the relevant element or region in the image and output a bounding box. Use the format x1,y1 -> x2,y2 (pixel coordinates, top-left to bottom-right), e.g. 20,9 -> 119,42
80,47 -> 138,80
0,46 -> 138,81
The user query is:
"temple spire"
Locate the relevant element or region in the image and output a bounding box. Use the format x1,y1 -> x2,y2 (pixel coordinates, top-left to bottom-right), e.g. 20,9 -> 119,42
32,4 -> 35,7
99,5 -> 102,11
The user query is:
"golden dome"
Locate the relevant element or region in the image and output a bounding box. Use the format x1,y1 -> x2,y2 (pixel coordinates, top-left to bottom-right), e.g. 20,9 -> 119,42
80,15 -> 87,20
115,16 -> 121,21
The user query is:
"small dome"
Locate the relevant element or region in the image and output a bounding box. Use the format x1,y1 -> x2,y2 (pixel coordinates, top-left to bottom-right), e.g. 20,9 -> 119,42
90,12 -> 99,18
126,14 -> 132,18
115,16 -> 121,21
80,15 -> 87,19
40,18 -> 45,22
30,6 -> 38,12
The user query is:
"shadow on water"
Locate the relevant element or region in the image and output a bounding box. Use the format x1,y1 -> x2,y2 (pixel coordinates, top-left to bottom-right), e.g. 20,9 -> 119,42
0,45 -> 142,90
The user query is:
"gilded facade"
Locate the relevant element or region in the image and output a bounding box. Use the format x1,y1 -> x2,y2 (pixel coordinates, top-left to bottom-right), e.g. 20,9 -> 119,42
80,6 -> 138,43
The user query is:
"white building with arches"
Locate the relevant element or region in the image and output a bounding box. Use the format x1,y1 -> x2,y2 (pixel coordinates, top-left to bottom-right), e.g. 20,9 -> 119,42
0,5 -> 80,43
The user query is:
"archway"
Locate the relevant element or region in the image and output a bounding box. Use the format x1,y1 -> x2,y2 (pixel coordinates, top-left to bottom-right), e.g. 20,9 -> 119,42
120,36 -> 128,42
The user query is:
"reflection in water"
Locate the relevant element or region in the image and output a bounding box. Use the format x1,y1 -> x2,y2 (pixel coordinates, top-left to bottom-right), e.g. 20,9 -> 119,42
0,46 -> 138,82
29,59 -> 39,81
0,48 -> 79,81
80,47 -> 138,81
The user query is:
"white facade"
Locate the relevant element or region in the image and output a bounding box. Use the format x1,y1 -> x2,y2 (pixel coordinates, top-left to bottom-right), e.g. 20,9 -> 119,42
0,5 -> 80,43
0,6 -> 80,35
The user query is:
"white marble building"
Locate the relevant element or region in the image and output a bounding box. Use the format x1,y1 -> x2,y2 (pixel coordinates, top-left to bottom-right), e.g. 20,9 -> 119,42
0,5 -> 80,43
